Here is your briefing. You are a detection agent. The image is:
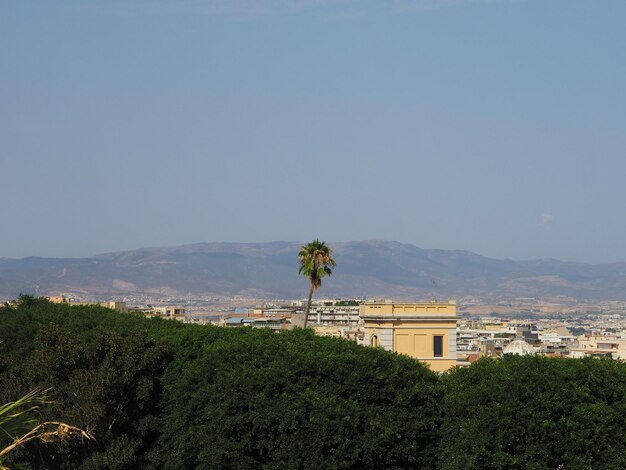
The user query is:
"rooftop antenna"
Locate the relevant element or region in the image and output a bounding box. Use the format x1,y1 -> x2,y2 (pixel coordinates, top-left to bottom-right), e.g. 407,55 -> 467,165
430,278 -> 438,302
186,292 -> 191,323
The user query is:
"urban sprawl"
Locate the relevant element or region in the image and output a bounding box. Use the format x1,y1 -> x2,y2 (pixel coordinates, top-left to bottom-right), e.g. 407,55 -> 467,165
41,295 -> 626,372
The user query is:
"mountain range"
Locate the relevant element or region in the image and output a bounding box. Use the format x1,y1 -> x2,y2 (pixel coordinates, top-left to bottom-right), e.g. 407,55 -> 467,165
2,240 -> 626,301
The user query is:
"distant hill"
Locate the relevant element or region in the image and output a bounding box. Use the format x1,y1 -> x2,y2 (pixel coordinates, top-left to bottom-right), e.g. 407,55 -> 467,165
2,240 -> 626,300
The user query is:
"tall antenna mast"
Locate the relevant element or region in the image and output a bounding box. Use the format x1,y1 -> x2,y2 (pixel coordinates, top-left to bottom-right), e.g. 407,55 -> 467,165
186,292 -> 191,323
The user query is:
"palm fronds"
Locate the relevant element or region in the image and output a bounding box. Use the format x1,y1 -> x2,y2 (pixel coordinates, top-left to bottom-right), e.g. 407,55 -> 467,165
0,389 -> 93,467
297,239 -> 337,327
0,421 -> 93,461
0,388 -> 49,443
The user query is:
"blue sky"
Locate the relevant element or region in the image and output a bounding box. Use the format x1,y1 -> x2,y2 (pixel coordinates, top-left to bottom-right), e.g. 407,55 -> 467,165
2,0 -> 625,263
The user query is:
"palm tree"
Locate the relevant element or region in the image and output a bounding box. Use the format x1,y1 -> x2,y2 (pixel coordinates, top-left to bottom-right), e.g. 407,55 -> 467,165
0,388 -> 92,469
298,239 -> 336,328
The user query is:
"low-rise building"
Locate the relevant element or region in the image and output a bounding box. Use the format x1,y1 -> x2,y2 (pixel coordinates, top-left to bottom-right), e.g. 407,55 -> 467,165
99,301 -> 128,312
361,301 -> 458,372
151,306 -> 186,317
570,333 -> 626,359
221,315 -> 288,331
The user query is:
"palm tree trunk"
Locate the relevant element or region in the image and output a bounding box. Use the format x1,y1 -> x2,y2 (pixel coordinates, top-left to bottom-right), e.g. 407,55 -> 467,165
304,284 -> 314,328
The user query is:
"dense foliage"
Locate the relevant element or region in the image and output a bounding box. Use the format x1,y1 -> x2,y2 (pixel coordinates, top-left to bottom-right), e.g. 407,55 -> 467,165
157,328 -> 441,469
2,296 -> 626,469
440,355 -> 626,469
0,298 -> 175,468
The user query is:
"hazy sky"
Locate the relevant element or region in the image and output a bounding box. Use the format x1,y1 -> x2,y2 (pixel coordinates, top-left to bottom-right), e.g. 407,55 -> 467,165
2,0 -> 626,263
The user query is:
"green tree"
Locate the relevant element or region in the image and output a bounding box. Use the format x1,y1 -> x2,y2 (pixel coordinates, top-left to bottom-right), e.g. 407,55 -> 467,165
298,239 -> 336,328
9,295 -> 626,469
157,327 -> 443,469
439,355 -> 626,469
567,326 -> 587,336
0,297 -> 172,469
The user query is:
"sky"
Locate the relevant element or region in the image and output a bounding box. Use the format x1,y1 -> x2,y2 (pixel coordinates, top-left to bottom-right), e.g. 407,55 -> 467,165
2,0 -> 626,263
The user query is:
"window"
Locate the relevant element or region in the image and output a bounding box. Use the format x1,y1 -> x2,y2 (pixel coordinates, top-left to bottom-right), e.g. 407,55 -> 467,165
371,335 -> 379,348
433,335 -> 444,357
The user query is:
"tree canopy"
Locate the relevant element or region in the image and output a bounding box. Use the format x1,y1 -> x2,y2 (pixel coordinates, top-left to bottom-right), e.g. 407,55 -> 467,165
2,296 -> 626,469
440,355 -> 626,469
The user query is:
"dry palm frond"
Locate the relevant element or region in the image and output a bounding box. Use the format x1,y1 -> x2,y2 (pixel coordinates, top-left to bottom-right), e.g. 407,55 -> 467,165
0,388 -> 50,443
0,421 -> 93,459
0,389 -> 93,468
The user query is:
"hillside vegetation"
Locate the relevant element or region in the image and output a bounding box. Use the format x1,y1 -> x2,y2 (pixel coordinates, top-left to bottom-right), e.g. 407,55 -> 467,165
1,297 -> 625,469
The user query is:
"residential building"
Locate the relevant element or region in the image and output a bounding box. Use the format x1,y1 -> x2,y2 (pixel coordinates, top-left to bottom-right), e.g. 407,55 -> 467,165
360,301 -> 458,372
99,301 -> 128,312
570,333 -> 626,359
221,315 -> 288,331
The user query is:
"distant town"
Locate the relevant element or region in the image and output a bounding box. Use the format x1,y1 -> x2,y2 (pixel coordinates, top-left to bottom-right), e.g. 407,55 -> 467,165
29,293 -> 626,372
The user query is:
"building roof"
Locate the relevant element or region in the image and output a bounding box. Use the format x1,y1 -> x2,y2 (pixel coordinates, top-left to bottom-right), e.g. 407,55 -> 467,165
502,339 -> 535,356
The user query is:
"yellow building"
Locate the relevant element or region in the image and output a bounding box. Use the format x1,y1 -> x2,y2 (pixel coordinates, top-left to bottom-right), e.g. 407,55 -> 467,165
360,301 -> 458,372
98,301 -> 128,313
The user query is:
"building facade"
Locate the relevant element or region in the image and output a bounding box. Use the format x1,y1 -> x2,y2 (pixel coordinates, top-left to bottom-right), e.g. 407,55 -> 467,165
360,301 -> 458,372
570,333 -> 626,359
